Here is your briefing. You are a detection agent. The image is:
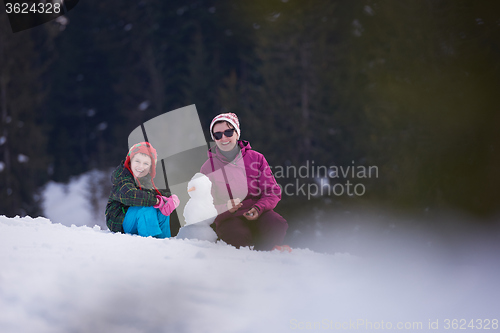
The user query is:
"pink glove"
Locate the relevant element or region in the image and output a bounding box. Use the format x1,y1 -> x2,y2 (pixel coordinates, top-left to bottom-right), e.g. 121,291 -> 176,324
154,194 -> 180,216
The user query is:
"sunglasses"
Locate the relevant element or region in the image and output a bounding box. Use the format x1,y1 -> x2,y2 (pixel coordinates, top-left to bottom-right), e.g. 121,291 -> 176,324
213,128 -> 235,140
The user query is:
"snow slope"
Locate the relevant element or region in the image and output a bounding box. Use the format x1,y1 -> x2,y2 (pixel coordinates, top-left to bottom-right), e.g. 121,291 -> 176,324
1,215 -> 499,333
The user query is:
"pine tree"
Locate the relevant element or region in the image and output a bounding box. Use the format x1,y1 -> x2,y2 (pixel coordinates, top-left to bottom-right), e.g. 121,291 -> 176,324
348,0 -> 500,214
217,1 -> 342,166
0,15 -> 60,216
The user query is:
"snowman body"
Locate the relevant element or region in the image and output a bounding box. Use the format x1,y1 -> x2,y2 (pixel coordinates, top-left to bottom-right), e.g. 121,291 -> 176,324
176,173 -> 218,242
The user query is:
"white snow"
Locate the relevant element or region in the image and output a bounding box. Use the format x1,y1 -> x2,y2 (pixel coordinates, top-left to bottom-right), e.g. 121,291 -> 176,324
23,170 -> 500,332
42,170 -> 109,229
17,154 -> 29,163
138,100 -> 150,111
1,214 -> 499,332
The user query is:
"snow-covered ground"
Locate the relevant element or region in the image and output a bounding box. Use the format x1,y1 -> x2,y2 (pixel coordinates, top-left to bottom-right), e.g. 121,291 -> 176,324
1,214 -> 499,333
0,171 -> 496,332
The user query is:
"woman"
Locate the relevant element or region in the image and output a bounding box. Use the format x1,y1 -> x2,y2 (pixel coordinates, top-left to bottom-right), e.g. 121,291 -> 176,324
200,113 -> 288,250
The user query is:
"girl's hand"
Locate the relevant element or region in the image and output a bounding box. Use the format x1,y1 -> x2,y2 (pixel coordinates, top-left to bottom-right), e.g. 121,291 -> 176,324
243,208 -> 259,220
227,198 -> 242,213
157,194 -> 180,216
154,195 -> 164,208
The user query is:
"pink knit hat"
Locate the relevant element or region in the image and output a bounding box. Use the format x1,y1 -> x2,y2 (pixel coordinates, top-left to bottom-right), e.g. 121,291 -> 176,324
209,113 -> 240,141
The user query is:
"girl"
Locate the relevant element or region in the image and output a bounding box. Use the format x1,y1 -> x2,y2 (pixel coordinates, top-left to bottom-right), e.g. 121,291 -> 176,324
105,142 -> 179,238
200,113 -> 289,250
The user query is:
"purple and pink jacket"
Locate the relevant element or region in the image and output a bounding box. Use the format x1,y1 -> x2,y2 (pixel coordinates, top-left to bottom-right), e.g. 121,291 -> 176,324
200,140 -> 282,223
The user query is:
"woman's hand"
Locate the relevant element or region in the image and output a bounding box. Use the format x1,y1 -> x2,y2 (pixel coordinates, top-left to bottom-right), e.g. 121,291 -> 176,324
243,207 -> 259,220
227,198 -> 242,213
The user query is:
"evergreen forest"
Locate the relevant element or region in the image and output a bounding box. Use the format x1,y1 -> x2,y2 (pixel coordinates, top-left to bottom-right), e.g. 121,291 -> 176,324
1,0 -> 499,223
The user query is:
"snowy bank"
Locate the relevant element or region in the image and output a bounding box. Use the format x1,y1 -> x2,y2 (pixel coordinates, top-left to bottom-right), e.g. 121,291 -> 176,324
1,215 -> 499,333
42,170 -> 110,229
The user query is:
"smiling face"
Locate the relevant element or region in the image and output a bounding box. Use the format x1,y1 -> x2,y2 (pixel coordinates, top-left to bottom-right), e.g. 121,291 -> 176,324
213,121 -> 238,152
130,153 -> 152,178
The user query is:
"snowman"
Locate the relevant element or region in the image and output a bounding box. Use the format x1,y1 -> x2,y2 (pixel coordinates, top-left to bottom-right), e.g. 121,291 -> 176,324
176,173 -> 218,242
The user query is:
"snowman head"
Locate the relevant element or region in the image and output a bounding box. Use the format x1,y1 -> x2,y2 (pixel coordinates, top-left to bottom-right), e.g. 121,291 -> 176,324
187,173 -> 213,199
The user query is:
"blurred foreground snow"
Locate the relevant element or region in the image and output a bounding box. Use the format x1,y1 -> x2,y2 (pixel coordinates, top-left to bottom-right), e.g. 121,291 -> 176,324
33,170 -> 500,332
1,215 -> 499,333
